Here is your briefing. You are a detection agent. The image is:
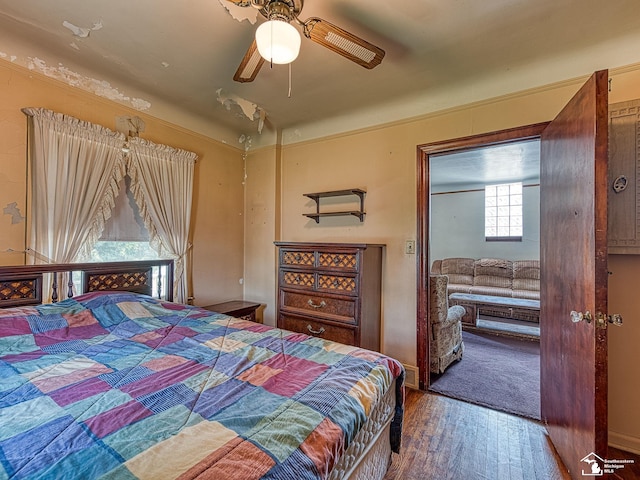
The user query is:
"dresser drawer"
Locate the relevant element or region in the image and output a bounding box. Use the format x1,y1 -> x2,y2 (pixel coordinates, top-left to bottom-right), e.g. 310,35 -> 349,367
280,248 -> 360,272
281,250 -> 315,267
279,314 -> 356,346
316,251 -> 359,271
317,273 -> 358,295
281,270 -> 316,289
280,270 -> 359,297
280,290 -> 356,324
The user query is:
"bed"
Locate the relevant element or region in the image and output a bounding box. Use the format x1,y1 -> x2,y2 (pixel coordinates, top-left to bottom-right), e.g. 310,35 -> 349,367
0,261 -> 404,479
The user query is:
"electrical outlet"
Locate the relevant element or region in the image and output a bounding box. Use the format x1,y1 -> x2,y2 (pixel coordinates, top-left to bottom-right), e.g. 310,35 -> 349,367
405,240 -> 416,254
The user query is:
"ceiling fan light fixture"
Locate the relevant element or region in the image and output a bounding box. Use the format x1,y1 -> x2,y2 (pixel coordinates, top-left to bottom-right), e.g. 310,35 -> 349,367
255,19 -> 300,64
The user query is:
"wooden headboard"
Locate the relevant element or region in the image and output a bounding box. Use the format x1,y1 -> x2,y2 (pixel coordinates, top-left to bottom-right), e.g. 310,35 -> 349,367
0,260 -> 174,308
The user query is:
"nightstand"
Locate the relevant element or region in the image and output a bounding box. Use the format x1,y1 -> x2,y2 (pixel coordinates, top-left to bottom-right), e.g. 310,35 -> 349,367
203,300 -> 262,323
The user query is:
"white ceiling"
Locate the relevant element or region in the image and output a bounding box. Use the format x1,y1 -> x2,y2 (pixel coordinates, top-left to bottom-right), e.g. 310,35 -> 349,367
430,139 -> 540,192
0,0 -> 639,146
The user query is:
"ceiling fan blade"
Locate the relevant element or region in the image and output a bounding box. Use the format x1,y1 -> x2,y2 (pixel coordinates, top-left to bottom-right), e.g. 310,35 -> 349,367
233,39 -> 266,83
302,17 -> 385,69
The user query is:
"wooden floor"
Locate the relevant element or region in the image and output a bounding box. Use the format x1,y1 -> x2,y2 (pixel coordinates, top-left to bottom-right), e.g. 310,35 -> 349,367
383,389 -> 640,480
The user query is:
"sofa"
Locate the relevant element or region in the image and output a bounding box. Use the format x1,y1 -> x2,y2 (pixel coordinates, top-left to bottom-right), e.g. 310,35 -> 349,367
431,257 -> 540,322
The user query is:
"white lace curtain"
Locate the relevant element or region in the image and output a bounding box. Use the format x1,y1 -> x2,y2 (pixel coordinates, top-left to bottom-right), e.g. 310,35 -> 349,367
23,108 -> 197,303
125,137 -> 195,303
23,107 -> 126,265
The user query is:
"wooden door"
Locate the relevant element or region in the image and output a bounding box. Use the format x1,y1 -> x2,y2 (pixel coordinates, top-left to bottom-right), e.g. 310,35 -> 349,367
540,70 -> 609,477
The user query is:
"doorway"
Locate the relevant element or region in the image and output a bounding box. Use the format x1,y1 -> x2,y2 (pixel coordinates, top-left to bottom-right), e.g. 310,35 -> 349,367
416,123 -> 548,392
417,71 -> 611,477
426,138 -> 542,417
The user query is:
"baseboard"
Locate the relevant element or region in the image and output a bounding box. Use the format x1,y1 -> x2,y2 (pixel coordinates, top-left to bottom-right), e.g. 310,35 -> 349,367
402,364 -> 419,390
609,430 -> 640,455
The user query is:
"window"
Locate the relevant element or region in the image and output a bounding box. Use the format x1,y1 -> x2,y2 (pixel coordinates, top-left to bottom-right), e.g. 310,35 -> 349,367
78,175 -> 169,298
88,175 -> 163,262
485,182 -> 523,241
89,241 -> 160,262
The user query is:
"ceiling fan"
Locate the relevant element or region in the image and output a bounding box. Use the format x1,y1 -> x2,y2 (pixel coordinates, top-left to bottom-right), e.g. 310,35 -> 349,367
227,0 -> 385,82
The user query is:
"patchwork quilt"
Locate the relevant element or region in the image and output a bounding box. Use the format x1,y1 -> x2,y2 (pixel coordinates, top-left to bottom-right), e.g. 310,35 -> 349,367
0,292 -> 404,479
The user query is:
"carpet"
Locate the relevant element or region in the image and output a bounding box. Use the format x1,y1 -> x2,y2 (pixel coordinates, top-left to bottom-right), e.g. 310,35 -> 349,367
429,330 -> 540,419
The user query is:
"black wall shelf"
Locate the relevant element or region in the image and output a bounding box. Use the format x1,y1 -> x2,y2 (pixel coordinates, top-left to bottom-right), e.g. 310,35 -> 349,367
303,189 -> 366,223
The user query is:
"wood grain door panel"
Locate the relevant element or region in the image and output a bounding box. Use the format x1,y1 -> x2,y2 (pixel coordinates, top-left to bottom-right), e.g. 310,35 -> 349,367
540,70 -> 609,477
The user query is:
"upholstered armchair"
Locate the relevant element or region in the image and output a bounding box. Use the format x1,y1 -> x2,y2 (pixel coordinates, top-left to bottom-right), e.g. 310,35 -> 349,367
430,274 -> 465,374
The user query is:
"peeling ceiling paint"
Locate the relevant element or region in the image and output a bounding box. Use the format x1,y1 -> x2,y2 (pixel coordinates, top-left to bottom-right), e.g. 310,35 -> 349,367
27,57 -> 152,111
0,52 -> 17,62
212,0 -> 265,134
3,0 -> 639,147
218,0 -> 258,24
63,20 -> 103,52
238,134 -> 252,151
62,20 -> 103,38
216,88 -> 266,134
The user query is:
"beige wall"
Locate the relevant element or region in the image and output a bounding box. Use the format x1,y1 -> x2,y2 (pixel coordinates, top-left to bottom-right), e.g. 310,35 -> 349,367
431,186 -> 541,261
608,254 -> 640,452
269,81 -> 582,367
244,145 -> 278,325
243,65 -> 640,452
278,126 -> 419,361
0,59 -> 245,306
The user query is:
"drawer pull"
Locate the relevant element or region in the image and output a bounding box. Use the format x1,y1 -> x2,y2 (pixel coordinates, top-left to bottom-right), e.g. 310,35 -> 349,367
307,324 -> 326,335
307,299 -> 327,309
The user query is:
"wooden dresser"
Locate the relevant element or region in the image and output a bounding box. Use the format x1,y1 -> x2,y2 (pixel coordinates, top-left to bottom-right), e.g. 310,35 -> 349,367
275,242 -> 384,351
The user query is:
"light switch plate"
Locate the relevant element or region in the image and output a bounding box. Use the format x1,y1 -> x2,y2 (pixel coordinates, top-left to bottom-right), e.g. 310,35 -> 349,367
405,240 -> 416,254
